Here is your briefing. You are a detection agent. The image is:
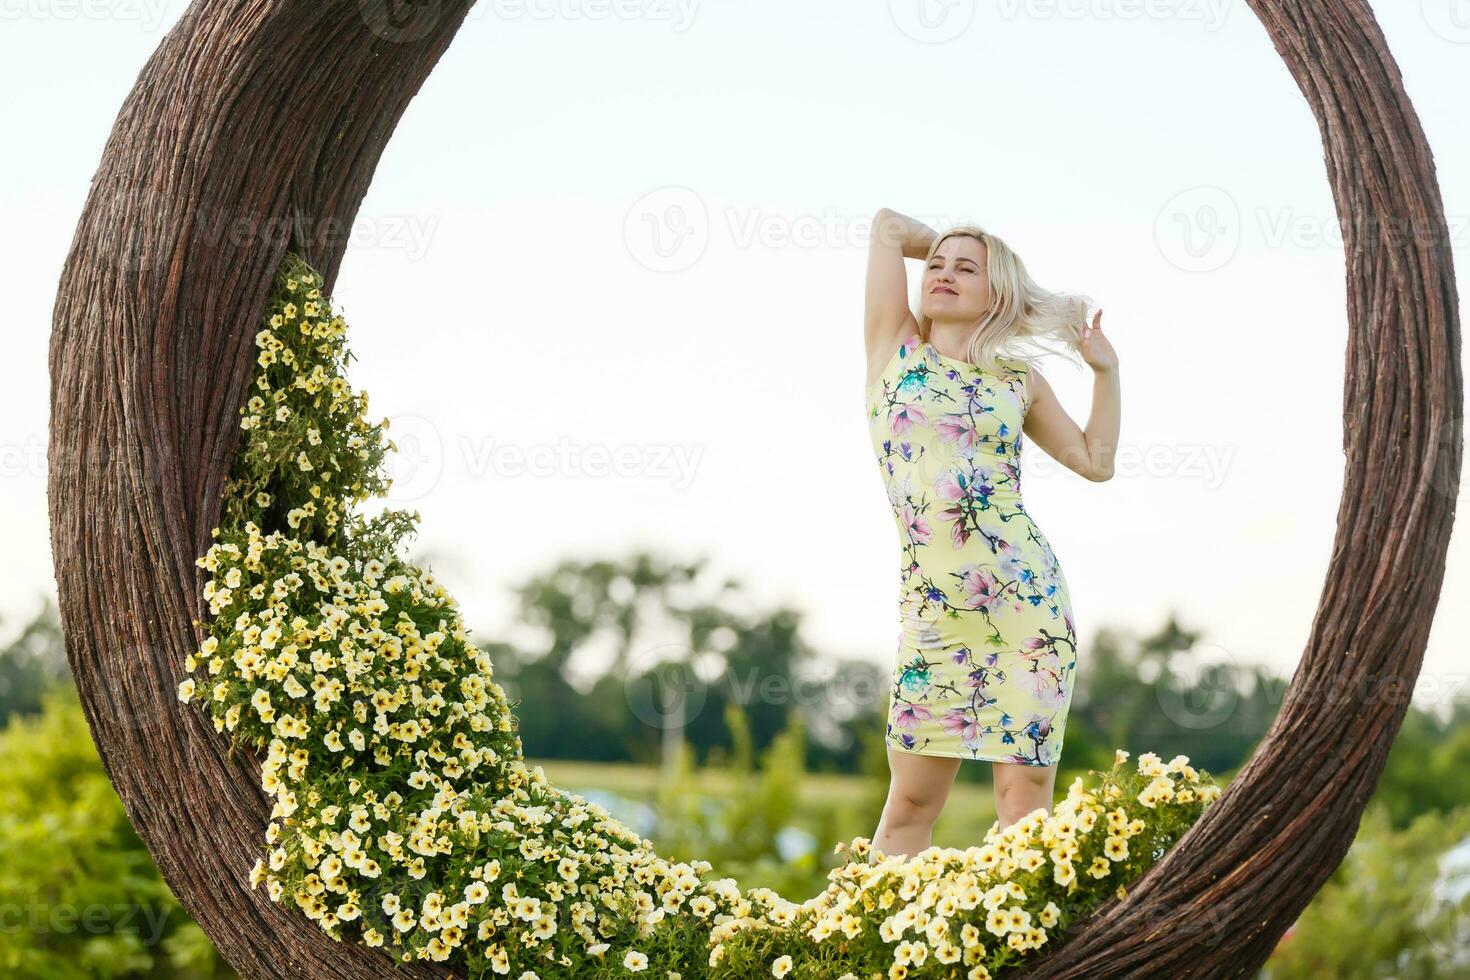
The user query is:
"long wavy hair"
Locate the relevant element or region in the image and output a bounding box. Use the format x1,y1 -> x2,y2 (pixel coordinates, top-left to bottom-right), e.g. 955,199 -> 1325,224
914,224 -> 1092,374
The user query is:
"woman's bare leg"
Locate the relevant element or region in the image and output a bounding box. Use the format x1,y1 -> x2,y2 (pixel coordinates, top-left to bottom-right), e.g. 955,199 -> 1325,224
871,749 -> 961,858
991,760 -> 1059,830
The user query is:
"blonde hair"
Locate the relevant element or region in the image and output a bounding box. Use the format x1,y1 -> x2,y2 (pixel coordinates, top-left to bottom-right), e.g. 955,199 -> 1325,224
914,224 -> 1092,374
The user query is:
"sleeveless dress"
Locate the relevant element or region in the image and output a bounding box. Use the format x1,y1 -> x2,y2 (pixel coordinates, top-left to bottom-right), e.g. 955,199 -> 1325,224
865,332 -> 1078,766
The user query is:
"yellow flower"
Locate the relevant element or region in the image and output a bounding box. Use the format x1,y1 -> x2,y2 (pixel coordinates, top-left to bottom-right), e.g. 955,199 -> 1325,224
771,953 -> 793,977
623,949 -> 648,971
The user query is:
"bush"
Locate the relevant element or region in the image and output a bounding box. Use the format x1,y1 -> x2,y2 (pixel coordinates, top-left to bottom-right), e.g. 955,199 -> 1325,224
0,687 -> 231,979
1263,803 -> 1470,979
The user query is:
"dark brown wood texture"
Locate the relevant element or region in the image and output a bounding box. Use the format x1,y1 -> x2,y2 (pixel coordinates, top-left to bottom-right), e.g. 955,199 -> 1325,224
46,0 -> 1460,977
48,2 -> 477,977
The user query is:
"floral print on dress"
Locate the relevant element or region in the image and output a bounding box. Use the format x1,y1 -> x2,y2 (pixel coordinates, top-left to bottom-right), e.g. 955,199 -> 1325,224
866,332 -> 1078,766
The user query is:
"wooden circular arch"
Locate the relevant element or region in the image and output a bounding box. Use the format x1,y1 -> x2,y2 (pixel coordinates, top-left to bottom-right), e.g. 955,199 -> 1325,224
47,2 -> 1461,977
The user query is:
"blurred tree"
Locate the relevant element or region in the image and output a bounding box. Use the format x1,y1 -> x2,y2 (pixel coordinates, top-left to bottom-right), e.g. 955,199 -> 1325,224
1375,701 -> 1470,828
1064,613 -> 1283,778
494,551 -> 842,773
1262,802 -> 1470,978
0,597 -> 69,726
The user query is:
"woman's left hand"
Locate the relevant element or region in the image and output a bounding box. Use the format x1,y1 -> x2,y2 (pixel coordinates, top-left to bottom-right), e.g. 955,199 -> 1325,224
1080,308 -> 1118,373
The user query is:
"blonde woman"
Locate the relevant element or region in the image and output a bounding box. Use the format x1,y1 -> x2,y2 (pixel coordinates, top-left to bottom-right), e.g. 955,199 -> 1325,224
863,209 -> 1120,857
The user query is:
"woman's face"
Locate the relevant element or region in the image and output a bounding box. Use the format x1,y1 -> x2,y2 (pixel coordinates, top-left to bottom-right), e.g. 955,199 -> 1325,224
921,235 -> 992,323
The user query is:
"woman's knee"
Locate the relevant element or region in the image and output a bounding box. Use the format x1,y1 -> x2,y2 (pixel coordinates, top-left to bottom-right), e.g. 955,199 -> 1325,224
993,767 -> 1052,809
883,752 -> 960,820
883,781 -> 949,826
996,777 -> 1038,801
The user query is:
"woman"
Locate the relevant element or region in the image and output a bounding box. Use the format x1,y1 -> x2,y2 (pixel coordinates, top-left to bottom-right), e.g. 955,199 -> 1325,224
863,208 -> 1120,858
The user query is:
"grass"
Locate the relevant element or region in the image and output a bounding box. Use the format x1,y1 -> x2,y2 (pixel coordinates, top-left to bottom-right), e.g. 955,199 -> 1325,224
525,757 -> 1007,849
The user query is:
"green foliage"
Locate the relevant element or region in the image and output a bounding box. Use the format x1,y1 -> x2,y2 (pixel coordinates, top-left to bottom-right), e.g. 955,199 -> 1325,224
1063,616 -> 1282,778
1375,704 -> 1470,829
1263,803 -> 1470,979
218,259 -> 396,551
654,702 -> 835,896
0,598 -> 69,728
0,687 -> 233,979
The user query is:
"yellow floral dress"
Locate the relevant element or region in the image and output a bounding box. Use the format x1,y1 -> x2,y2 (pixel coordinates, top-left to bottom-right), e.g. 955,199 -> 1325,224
866,332 -> 1078,766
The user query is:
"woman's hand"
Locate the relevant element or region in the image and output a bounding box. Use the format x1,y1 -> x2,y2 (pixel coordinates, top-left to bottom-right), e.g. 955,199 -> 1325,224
1079,308 -> 1118,373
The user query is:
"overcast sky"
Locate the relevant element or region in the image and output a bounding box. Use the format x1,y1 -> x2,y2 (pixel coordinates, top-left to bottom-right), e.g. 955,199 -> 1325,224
3,1 -> 1467,720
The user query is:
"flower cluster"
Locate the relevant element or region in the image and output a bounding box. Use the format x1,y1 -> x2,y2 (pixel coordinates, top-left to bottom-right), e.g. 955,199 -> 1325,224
708,750 -> 1220,978
177,250 -> 1219,978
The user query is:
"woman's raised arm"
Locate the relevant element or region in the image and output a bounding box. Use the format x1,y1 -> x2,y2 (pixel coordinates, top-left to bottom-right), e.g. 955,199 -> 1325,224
865,208 -> 935,358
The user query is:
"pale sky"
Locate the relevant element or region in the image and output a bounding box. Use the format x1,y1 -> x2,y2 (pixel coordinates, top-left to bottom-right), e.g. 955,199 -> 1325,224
3,1 -> 1468,717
